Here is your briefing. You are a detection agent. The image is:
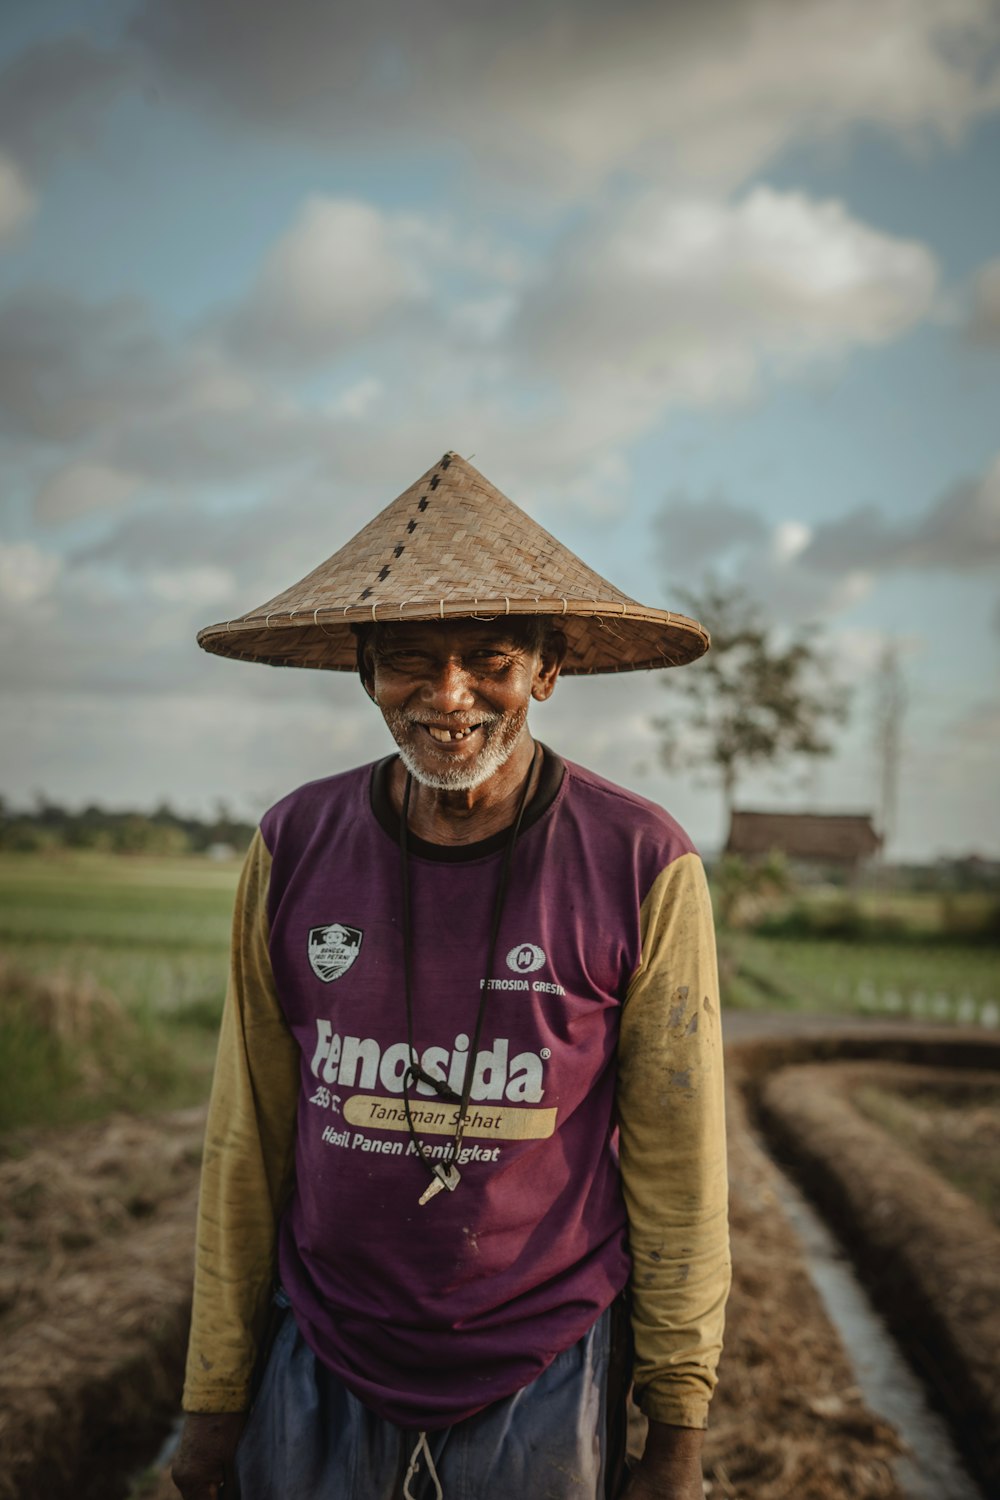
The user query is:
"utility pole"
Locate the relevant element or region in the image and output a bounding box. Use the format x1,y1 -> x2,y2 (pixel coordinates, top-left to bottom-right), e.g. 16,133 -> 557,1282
873,642 -> 907,860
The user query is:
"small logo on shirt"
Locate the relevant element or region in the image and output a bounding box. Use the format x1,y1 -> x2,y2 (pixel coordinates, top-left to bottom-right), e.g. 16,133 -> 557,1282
308,924 -> 363,982
505,942 -> 546,974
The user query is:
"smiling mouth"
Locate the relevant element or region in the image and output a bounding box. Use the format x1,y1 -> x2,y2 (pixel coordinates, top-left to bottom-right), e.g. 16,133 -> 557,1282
423,723 -> 482,744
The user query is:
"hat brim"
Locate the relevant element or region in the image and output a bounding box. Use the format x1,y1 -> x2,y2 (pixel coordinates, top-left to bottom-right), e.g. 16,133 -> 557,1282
197,596 -> 708,675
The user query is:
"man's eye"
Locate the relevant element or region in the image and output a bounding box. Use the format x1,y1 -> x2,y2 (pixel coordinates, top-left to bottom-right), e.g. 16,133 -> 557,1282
469,652 -> 511,669
382,652 -> 428,672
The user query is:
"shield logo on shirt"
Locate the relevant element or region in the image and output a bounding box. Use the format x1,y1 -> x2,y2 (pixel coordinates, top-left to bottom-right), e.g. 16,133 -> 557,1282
307,924 -> 363,982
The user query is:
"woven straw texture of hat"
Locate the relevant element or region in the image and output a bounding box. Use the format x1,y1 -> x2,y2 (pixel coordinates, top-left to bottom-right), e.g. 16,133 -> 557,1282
197,452 -> 708,674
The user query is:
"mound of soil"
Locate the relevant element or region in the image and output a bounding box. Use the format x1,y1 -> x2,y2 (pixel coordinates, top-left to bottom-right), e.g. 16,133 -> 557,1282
0,1110 -> 205,1500
851,1070 -> 1000,1226
757,1056 -> 1000,1494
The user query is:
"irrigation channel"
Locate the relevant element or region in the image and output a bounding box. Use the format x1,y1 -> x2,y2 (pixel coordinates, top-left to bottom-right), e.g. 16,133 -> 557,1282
770,1164 -> 982,1499
729,1014 -> 999,1500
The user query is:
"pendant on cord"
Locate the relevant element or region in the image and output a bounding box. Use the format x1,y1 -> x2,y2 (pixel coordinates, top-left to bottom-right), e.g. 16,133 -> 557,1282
418,1163 -> 461,1205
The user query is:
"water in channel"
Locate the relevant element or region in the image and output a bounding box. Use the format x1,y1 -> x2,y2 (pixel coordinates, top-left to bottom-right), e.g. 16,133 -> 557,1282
771,1168 -> 985,1500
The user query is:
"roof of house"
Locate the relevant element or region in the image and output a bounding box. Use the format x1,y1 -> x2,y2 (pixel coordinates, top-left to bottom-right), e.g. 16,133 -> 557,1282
725,810 -> 882,862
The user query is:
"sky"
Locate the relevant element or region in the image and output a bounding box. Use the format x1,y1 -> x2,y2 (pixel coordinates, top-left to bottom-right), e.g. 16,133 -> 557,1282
0,0 -> 998,860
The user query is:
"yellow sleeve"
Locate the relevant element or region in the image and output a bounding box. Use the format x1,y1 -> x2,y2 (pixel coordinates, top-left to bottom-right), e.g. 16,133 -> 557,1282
617,850 -> 731,1429
182,829 -> 301,1413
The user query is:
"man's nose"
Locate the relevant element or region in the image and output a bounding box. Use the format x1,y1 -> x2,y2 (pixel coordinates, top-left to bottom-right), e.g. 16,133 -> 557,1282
422,658 -> 476,712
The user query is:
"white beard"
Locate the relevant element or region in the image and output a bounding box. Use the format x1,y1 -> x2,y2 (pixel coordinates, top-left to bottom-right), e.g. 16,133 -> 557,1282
381,707 -> 529,792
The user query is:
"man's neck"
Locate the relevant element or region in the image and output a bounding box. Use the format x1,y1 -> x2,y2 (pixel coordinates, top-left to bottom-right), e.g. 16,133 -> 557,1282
389,737 -> 540,846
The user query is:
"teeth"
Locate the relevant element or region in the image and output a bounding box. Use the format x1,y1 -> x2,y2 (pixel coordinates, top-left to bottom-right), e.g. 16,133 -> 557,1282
427,725 -> 477,742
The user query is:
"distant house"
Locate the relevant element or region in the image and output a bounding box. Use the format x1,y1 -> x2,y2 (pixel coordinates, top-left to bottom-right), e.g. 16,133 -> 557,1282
725,810 -> 882,876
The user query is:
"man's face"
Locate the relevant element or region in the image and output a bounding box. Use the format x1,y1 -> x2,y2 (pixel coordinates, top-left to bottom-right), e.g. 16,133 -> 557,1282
366,620 -> 562,792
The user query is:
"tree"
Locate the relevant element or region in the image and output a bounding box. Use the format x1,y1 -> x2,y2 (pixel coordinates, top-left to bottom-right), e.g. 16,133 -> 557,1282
712,851 -> 791,928
655,579 -> 848,823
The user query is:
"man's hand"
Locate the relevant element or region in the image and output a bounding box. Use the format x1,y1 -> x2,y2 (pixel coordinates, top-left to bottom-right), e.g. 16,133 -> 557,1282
171,1411 -> 246,1499
620,1419 -> 705,1500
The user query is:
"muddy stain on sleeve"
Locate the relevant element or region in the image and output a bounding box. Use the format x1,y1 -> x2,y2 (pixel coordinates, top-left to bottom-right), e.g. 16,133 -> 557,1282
667,985 -> 690,1030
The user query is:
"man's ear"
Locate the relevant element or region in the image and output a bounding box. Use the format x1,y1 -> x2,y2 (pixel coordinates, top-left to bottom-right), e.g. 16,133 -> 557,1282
531,629 -> 567,702
356,637 -> 377,701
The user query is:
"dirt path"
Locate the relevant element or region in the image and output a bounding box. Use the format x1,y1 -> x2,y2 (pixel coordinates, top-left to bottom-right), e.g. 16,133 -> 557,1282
1,1017 -> 994,1499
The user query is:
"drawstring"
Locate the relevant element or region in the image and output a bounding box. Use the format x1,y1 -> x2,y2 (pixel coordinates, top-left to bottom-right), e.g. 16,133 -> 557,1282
403,1429 -> 444,1500
399,742 -> 540,1191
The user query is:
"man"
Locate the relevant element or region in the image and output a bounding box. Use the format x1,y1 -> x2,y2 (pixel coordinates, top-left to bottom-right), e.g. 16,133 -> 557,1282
173,452 -> 730,1500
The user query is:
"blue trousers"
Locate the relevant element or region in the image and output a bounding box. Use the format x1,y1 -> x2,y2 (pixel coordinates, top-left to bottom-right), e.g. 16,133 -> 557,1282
234,1294 -> 613,1500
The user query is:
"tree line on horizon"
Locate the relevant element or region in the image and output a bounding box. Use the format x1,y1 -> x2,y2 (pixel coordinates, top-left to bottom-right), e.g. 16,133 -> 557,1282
0,795 -> 256,856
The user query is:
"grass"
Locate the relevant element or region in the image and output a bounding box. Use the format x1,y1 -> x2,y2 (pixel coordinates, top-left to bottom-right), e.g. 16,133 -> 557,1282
714,879 -> 999,1020
0,852 -> 240,1132
0,849 -> 238,948
0,850 -> 236,1007
720,931 -> 999,1022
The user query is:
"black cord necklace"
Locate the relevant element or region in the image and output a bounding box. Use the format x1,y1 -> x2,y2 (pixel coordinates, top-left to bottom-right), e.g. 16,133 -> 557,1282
398,743 -> 540,1205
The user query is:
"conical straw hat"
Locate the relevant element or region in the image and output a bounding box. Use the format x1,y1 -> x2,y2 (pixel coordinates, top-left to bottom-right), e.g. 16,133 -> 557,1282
197,451 -> 708,674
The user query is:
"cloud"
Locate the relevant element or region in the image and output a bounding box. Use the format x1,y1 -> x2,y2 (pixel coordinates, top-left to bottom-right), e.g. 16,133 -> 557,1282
0,37 -> 128,175
802,455 -> 1000,573
650,490 -> 876,624
0,168 -> 940,534
950,696 -> 1000,746
219,197 -> 427,368
34,461 -> 142,524
129,1 -> 1000,193
330,376 -> 384,420
509,187 -> 937,417
0,681 -> 394,819
0,288 -> 176,443
0,37 -> 128,234
0,151 -> 36,243
0,277 -> 620,538
0,545 -> 241,700
0,285 -> 343,510
650,456 -> 1000,637
654,494 -> 768,575
965,257 -> 1000,344
104,378 -> 322,486
147,565 -> 237,606
69,462 -> 383,616
0,540 -> 61,608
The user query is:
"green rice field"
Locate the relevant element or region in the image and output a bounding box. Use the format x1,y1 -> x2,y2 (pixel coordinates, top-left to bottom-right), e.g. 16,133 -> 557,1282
0,849 -> 239,949
0,852 -> 240,1131
0,852 -> 997,1132
723,931 -> 999,1025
